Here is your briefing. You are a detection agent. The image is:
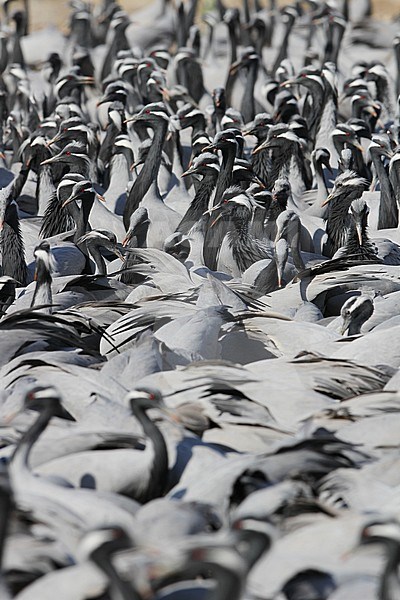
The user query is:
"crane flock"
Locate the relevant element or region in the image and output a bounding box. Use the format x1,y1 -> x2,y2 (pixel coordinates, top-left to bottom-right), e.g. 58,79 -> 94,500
0,0 -> 400,598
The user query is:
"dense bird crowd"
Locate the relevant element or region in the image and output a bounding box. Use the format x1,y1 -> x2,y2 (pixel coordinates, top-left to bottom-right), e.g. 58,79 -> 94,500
1,0 -> 400,597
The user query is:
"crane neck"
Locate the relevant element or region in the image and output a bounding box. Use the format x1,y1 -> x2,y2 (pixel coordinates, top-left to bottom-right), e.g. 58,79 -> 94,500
371,150 -> 398,229
124,119 -> 168,228
271,15 -> 294,76
130,404 -> 168,503
88,245 -> 107,275
30,265 -> 53,314
240,61 -> 258,124
177,171 -> 217,234
72,192 -> 95,245
12,407 -> 53,473
213,145 -> 236,207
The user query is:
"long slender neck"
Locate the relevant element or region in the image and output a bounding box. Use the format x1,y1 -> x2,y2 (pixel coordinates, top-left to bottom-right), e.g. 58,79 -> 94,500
271,17 -> 294,76
89,245 -> 106,275
227,23 -> 238,65
395,44 -> 400,98
12,408 -> 52,473
124,120 -> 168,228
240,61 -> 258,124
370,150 -> 398,229
74,194 -> 95,243
214,146 -> 236,206
315,161 -> 329,206
177,172 -> 217,234
315,95 -> 337,151
130,404 -> 168,503
290,229 -> 306,272
30,271 -> 53,314
304,88 -> 325,143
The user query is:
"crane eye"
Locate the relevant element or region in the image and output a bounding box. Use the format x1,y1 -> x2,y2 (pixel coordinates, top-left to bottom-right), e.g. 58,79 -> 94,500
145,109 -> 150,114
148,393 -> 155,400
66,151 -> 71,156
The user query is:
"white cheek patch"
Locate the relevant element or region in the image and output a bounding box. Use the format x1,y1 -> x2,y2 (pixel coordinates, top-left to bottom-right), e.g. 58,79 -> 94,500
34,249 -> 57,272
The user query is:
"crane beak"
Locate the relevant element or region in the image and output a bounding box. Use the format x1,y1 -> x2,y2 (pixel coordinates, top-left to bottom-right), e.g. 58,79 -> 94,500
77,76 -> 95,86
113,247 -> 125,261
130,159 -> 143,171
122,234 -> 131,247
161,87 -> 171,101
355,222 -> 363,246
46,134 -> 61,148
181,166 -> 196,177
280,78 -> 295,88
252,142 -> 267,155
40,155 -> 59,166
352,141 -> 364,153
125,114 -> 140,124
61,194 -> 78,208
229,60 -> 242,75
2,408 -> 22,424
321,192 -> 334,207
210,210 -> 224,227
252,174 -> 266,187
340,317 -> 351,337
96,193 -> 106,202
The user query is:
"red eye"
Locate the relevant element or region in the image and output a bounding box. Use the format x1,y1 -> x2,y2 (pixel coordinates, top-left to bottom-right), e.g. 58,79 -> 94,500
66,151 -> 71,156
345,132 -> 350,136
145,110 -> 150,114
63,128 -> 67,132
301,73 -> 307,78
149,393 -> 155,400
